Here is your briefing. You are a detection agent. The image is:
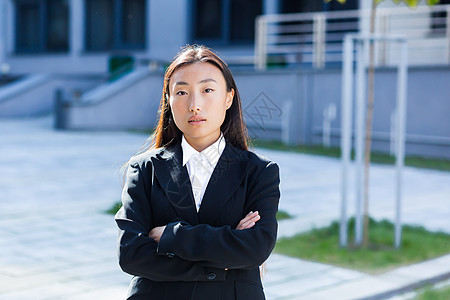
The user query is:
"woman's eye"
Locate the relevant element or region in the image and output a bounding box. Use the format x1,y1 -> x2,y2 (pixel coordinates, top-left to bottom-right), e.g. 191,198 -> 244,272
176,91 -> 187,96
204,88 -> 213,93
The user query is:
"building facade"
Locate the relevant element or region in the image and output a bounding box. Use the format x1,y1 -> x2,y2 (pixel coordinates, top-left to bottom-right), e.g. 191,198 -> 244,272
0,0 -> 362,75
0,0 -> 448,159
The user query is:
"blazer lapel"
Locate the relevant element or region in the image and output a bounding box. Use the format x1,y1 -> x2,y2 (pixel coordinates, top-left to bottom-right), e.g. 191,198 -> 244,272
152,143 -> 199,225
198,144 -> 249,224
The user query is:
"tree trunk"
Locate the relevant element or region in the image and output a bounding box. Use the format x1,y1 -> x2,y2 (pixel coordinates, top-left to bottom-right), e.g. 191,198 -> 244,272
363,0 -> 377,248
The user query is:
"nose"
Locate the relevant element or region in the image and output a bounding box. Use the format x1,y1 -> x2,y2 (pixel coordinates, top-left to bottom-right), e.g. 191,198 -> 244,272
189,93 -> 201,112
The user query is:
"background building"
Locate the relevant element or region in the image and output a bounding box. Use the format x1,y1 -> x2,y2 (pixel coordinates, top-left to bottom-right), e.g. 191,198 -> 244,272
0,0 -> 363,73
0,0 -> 449,159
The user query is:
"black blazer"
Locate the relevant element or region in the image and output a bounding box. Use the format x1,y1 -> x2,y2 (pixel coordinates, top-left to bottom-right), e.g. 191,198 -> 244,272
115,141 -> 280,300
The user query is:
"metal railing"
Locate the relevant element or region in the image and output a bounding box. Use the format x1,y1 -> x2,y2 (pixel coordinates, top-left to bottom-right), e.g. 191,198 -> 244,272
255,4 -> 450,69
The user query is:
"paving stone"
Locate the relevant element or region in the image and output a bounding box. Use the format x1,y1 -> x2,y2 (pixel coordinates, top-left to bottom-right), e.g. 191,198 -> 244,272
1,116 -> 449,300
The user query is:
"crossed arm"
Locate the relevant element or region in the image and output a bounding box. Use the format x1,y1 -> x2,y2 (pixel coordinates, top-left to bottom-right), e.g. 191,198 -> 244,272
116,158 -> 279,280
149,211 -> 261,242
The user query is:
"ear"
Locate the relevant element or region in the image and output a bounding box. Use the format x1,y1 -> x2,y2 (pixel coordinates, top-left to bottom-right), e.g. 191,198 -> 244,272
226,88 -> 234,109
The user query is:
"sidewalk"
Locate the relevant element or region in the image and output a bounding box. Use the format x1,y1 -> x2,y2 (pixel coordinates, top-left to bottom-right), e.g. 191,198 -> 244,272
0,116 -> 449,300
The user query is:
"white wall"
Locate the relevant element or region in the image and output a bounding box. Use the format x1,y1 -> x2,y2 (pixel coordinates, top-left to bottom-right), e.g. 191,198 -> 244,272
0,75 -> 103,117
147,0 -> 189,60
67,72 -> 163,130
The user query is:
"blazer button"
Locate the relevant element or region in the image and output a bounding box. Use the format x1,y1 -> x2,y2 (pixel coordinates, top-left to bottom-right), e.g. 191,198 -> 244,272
166,252 -> 175,258
206,272 -> 216,280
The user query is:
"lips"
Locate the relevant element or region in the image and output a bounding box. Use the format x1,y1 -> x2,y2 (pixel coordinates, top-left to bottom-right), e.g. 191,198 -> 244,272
188,116 -> 206,124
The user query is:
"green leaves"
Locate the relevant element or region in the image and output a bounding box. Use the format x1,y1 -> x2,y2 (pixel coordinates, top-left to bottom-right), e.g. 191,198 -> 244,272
427,0 -> 441,5
392,0 -> 441,7
324,0 -> 347,4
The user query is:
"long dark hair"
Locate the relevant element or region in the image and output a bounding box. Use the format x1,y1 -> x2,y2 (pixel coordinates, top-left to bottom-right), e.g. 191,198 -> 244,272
151,45 -> 249,151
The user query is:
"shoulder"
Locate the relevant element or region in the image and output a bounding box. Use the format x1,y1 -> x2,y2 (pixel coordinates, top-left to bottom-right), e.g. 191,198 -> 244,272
227,144 -> 279,176
246,149 -> 277,168
128,147 -> 166,169
246,150 -> 279,180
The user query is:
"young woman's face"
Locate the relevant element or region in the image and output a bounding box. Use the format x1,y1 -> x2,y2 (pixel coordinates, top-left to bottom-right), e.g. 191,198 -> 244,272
169,62 -> 234,151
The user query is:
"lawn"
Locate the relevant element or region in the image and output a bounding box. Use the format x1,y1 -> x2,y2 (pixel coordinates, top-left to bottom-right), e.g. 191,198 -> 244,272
274,218 -> 450,274
252,140 -> 450,172
107,203 -> 293,222
413,284 -> 450,300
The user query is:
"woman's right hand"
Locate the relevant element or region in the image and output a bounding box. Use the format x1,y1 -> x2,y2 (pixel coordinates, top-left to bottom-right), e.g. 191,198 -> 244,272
235,211 -> 260,230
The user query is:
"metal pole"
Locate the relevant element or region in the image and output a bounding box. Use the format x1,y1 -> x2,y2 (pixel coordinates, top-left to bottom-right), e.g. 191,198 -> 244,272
340,35 -> 354,247
255,16 -> 261,70
255,16 -> 267,70
394,39 -> 408,248
282,100 -> 292,145
0,0 -> 6,68
390,110 -> 397,156
446,7 -> 450,64
354,39 -> 367,246
323,106 -> 330,147
313,14 -> 326,69
54,89 -> 65,130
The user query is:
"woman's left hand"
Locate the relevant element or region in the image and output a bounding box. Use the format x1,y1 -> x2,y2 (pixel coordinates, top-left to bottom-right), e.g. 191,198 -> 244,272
149,226 -> 166,243
236,211 -> 260,230
149,210 -> 260,243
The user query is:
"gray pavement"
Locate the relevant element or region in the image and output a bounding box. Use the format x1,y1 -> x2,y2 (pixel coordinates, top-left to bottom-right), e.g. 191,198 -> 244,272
0,116 -> 449,300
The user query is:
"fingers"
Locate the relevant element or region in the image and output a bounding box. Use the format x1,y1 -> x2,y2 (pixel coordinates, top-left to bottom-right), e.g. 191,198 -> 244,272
148,225 -> 166,243
236,211 -> 260,230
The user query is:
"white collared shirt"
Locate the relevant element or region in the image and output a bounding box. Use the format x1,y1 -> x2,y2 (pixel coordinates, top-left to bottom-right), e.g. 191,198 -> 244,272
181,134 -> 226,212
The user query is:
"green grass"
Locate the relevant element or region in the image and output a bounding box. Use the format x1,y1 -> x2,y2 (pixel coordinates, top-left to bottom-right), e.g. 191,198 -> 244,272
106,201 -> 122,215
413,285 -> 450,300
108,203 -> 295,223
276,210 -> 293,221
252,139 -> 450,172
274,218 -> 450,274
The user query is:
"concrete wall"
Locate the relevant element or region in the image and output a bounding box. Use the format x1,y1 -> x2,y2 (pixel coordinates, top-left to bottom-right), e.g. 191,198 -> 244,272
307,67 -> 450,159
58,66 -> 450,159
65,71 -> 163,130
0,74 -> 102,117
236,66 -> 450,159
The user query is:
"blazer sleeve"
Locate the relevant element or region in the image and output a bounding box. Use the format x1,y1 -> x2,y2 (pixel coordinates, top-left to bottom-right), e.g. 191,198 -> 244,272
156,161 -> 280,270
115,157 -> 226,282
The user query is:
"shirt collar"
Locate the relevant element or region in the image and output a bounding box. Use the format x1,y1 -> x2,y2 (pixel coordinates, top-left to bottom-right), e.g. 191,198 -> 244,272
181,133 -> 226,167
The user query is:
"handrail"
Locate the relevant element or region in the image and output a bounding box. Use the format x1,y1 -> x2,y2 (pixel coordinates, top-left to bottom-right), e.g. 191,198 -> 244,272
0,74 -> 51,103
80,67 -> 151,105
255,4 -> 450,69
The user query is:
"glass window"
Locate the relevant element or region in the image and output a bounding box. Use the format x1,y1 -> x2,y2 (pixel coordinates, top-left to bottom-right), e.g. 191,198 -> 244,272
324,0 -> 358,11
16,3 -> 41,52
122,0 -> 146,47
192,0 -> 262,45
46,0 -> 69,51
230,0 -> 262,43
280,0 -> 324,13
85,0 -> 146,52
85,0 -> 114,51
194,0 -> 222,40
15,0 -> 69,53
430,0 -> 450,34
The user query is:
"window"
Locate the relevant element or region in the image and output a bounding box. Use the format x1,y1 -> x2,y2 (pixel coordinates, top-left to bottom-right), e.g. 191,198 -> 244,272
430,0 -> 450,35
15,0 -> 69,53
85,0 -> 114,51
194,0 -> 222,40
280,0 -> 324,13
85,0 -> 146,52
280,0 -> 358,13
122,0 -> 146,46
192,0 -> 262,45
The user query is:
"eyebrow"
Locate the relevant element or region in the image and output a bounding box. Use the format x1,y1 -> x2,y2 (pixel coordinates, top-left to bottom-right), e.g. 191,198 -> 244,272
199,78 -> 217,84
174,78 -> 217,86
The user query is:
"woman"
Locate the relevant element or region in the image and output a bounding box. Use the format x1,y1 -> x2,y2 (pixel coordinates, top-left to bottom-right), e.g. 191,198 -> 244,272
115,45 -> 280,300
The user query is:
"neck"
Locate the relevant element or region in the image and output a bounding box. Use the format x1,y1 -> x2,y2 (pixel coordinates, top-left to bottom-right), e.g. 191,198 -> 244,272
185,132 -> 221,152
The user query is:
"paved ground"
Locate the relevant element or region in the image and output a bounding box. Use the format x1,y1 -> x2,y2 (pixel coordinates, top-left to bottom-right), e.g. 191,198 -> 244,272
0,116 -> 449,300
